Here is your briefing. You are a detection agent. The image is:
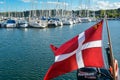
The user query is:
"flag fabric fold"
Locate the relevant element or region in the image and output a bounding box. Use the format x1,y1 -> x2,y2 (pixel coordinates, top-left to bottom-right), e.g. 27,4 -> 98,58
44,20 -> 104,80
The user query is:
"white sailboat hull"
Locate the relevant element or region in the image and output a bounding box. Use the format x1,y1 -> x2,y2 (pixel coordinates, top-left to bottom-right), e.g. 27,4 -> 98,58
6,24 -> 16,27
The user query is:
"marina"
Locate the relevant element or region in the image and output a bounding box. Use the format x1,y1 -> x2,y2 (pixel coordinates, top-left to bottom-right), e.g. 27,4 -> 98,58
0,17 -> 119,28
0,0 -> 120,28
0,20 -> 119,80
0,0 -> 120,80
0,13 -> 97,28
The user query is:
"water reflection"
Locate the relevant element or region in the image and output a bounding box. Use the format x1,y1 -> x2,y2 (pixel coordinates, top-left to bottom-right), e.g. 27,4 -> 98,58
24,28 -> 28,32
69,25 -> 73,28
6,28 -> 14,31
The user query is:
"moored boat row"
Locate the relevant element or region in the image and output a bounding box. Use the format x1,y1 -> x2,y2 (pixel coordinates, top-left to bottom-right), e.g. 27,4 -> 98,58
0,17 -> 120,28
0,17 -> 98,28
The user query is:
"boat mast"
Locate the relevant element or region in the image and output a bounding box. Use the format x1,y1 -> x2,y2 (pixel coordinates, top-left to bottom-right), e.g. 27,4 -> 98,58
87,0 -> 89,17
41,0 -> 44,17
92,0 -> 95,19
56,0 -> 59,18
4,0 -> 6,18
105,15 -> 116,80
8,0 -> 10,18
70,0 -> 72,17
79,0 -> 82,17
64,0 -> 66,17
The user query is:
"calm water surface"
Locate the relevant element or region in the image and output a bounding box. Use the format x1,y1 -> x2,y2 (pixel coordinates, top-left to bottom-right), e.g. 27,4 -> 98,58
0,20 -> 120,80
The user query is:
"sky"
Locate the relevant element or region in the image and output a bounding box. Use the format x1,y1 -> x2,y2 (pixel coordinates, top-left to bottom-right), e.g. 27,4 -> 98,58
0,0 -> 120,12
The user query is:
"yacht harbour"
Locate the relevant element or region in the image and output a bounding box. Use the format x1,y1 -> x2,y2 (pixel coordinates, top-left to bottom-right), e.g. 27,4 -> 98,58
0,0 -> 120,80
0,20 -> 119,80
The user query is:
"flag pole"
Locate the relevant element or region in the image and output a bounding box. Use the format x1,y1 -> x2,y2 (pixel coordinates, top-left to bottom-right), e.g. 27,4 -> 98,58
104,15 -> 116,80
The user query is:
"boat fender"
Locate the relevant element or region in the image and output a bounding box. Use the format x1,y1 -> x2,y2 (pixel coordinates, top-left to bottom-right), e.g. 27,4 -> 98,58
109,59 -> 119,77
114,59 -> 119,77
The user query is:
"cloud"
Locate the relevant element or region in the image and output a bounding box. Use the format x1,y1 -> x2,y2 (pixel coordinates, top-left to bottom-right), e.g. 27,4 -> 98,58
94,0 -> 120,10
48,1 -> 68,6
79,0 -> 120,10
0,1 -> 4,4
21,0 -> 38,3
21,0 -> 31,3
40,1 -> 69,6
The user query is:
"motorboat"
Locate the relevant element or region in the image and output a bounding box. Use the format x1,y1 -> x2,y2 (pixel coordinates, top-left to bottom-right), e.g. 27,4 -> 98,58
17,19 -> 28,28
2,19 -> 17,28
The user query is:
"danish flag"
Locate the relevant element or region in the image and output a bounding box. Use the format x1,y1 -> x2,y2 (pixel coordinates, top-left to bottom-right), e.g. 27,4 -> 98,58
44,20 -> 105,80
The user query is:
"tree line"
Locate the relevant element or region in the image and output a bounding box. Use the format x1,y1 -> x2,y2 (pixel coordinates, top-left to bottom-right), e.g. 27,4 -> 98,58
0,8 -> 120,18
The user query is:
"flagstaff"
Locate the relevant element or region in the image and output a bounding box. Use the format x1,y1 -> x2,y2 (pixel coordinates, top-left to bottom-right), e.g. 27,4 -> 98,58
105,15 -> 116,80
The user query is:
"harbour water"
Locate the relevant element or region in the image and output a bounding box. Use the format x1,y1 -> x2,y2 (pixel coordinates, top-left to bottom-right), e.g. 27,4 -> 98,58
0,20 -> 120,80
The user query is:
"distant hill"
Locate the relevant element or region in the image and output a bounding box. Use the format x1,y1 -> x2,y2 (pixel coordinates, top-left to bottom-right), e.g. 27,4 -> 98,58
95,8 -> 120,18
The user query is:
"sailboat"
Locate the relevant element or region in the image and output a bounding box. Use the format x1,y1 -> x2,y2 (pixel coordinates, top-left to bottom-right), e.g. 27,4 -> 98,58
17,19 -> 28,28
29,0 -> 47,28
80,0 -> 92,23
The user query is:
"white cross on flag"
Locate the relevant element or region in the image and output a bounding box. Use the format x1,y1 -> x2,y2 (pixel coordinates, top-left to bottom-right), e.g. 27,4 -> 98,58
44,20 -> 105,80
